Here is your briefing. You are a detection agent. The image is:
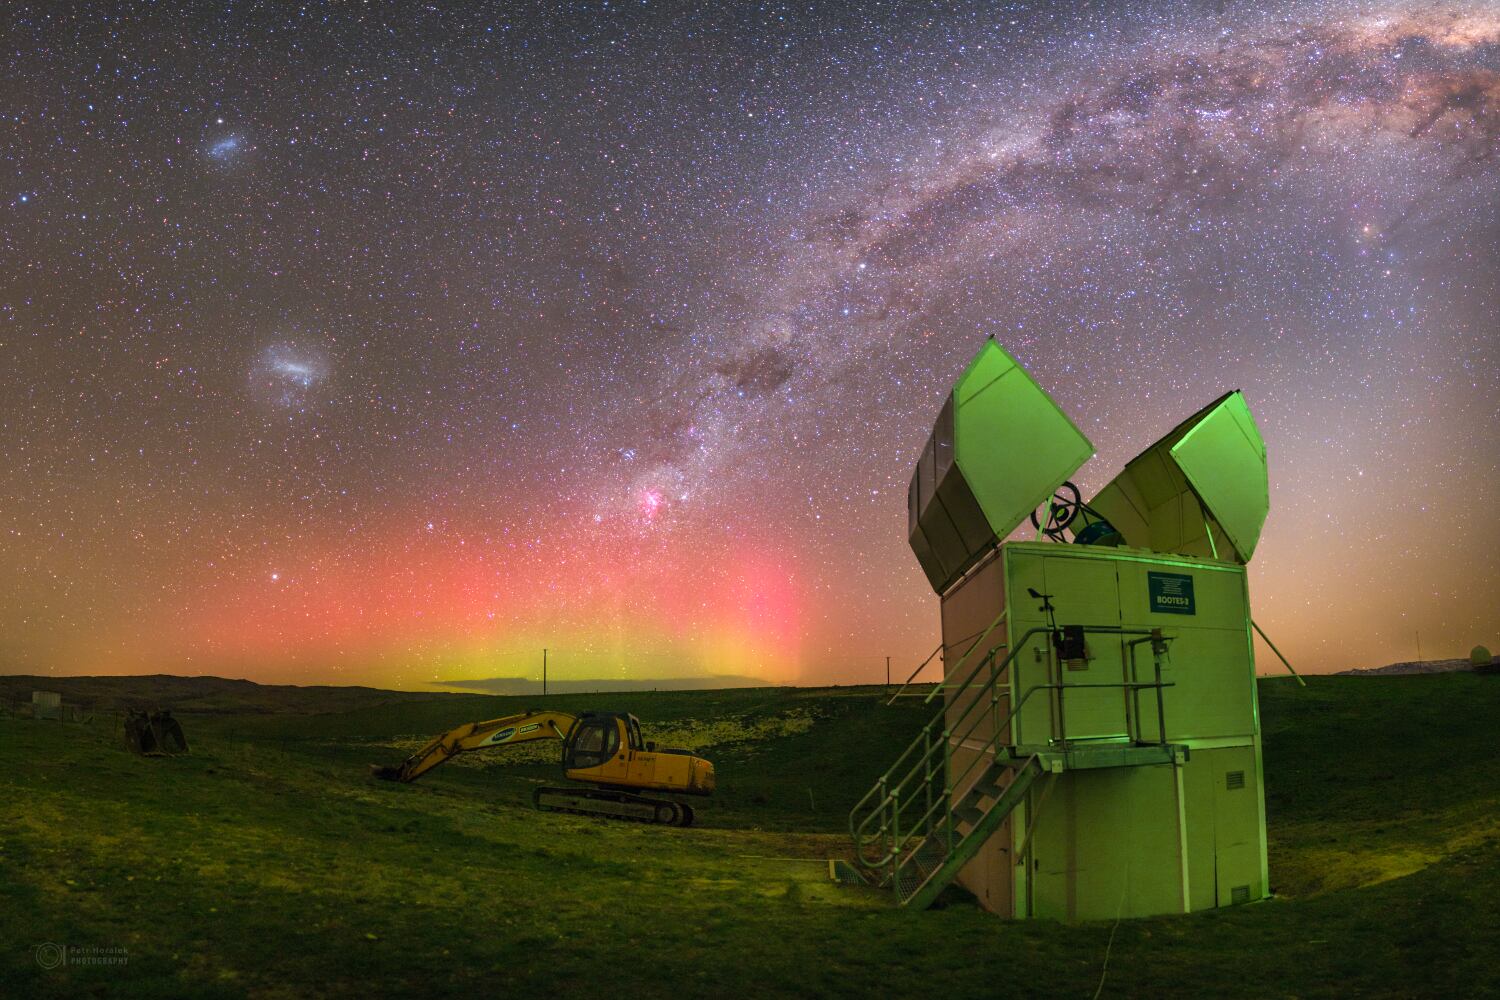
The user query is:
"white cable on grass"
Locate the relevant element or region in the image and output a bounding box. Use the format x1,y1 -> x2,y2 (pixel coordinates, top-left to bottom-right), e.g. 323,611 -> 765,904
1092,860 -> 1129,1000
1091,909 -> 1124,1000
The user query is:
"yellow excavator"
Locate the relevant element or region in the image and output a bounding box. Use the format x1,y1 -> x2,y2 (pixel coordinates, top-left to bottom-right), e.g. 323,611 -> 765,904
370,710 -> 715,826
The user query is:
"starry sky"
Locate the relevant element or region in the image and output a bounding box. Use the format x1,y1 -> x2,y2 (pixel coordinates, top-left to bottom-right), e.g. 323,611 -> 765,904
3,1 -> 1497,690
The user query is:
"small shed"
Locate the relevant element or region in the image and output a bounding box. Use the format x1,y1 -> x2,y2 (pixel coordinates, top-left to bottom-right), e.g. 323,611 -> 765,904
32,690 -> 62,720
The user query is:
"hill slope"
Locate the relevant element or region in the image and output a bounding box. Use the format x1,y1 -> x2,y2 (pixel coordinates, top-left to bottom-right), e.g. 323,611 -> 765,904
1,676 -> 1496,999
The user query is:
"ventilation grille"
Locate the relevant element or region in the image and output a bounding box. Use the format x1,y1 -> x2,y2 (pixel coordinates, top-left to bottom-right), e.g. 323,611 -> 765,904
1226,770 -> 1246,790
1231,885 -> 1251,905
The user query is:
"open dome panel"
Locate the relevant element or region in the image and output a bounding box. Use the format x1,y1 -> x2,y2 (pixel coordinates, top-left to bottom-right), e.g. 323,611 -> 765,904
1088,391 -> 1268,563
908,341 -> 1094,593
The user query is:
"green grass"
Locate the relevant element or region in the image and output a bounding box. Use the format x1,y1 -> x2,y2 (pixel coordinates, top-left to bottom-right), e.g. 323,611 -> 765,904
1,676 -> 1497,999
1260,675 -> 1500,897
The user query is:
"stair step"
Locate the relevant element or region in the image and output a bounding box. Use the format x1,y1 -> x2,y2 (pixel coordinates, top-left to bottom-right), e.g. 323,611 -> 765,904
957,762 -> 1005,802
895,835 -> 948,888
902,757 -> 1045,910
961,786 -> 998,812
971,780 -> 1004,799
896,863 -> 933,894
901,838 -> 945,866
896,839 -> 953,901
912,851 -> 943,874
898,857 -> 939,882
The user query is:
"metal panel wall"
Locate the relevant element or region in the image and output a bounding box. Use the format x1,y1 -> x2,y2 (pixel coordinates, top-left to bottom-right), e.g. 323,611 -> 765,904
1006,542 -> 1266,919
1027,763 -> 1188,921
939,552 -> 1013,914
938,540 -> 1268,919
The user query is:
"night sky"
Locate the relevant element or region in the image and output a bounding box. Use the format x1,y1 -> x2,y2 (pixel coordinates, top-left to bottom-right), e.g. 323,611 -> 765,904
4,2 -> 1497,689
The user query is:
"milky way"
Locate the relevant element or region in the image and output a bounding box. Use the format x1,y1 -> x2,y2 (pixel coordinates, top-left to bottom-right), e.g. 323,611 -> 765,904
2,1 -> 1496,688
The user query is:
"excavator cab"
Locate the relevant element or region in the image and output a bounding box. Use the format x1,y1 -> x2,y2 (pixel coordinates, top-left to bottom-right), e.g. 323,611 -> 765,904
563,713 -> 621,770
561,712 -> 652,767
560,712 -> 715,814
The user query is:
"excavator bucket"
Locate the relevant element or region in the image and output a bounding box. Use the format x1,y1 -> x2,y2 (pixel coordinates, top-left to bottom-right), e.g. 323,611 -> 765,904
124,708 -> 189,756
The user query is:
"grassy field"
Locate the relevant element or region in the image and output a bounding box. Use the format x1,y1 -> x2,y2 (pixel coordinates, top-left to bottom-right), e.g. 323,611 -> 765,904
1,675 -> 1497,998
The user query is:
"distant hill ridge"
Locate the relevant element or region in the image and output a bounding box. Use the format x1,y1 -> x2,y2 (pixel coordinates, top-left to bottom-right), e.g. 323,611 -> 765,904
0,672 -> 774,714
432,674 -> 769,695
0,674 -> 455,715
5,659 -> 1490,714
1335,658 -> 1477,677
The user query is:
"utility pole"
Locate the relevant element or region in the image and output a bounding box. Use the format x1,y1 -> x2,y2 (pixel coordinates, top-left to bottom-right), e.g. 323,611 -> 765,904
885,655 -> 891,691
543,648 -> 548,696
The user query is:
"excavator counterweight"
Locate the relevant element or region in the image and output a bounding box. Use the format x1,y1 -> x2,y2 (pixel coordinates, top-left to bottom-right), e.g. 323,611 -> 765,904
124,708 -> 189,756
371,709 -> 714,826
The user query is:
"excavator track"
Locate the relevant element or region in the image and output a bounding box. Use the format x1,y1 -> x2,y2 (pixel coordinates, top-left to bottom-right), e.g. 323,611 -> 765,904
533,786 -> 694,827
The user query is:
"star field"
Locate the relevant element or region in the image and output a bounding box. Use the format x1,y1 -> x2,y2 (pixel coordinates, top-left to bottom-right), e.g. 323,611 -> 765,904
2,1 -> 1497,687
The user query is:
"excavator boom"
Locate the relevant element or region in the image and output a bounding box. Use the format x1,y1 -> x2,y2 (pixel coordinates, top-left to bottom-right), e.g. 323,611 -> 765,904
369,710 -> 577,783
370,708 -> 715,826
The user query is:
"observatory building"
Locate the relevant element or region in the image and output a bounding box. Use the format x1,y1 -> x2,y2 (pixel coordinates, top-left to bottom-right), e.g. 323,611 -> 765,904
851,340 -> 1270,919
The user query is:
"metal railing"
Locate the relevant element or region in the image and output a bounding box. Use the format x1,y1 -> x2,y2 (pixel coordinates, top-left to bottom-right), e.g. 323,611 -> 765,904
883,643 -> 944,704
850,624 -> 1175,878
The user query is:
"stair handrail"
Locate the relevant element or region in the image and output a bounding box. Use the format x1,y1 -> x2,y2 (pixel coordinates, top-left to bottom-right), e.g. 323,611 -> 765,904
851,624 -> 1174,870
884,643 -> 944,705
850,637 -> 1027,866
922,608 -> 1008,704
857,673 -> 1157,870
850,627 -> 1047,866
899,753 -> 1044,908
854,662 -> 1043,868
848,650 -> 997,861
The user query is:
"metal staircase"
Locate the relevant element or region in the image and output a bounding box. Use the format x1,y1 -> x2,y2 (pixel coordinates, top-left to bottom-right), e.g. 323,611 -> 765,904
849,624 -> 1177,910
887,755 -> 1042,909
